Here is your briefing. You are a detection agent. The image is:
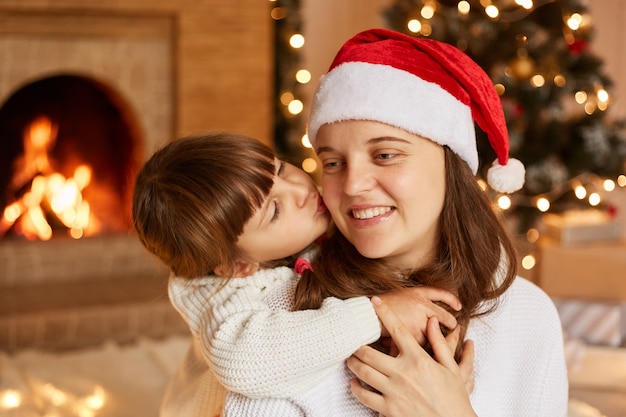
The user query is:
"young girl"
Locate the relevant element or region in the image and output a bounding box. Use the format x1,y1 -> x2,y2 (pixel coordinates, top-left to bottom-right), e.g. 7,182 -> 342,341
132,132 -> 470,417
306,28 -> 568,416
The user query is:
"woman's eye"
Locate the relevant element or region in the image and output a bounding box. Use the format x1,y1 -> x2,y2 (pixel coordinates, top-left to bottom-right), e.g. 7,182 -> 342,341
322,159 -> 342,170
376,152 -> 395,160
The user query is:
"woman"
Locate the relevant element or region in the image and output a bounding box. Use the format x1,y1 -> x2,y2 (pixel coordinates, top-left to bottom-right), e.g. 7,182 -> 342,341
304,28 -> 568,417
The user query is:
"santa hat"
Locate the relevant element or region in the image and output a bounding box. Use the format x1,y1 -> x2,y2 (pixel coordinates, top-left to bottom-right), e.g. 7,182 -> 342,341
307,28 -> 525,194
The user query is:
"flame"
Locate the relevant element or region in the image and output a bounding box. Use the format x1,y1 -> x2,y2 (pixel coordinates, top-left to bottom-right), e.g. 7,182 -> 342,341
1,116 -> 100,240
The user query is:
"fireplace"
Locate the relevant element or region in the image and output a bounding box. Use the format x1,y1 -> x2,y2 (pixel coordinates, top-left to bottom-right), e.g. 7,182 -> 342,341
0,2 -> 272,352
1,74 -> 140,240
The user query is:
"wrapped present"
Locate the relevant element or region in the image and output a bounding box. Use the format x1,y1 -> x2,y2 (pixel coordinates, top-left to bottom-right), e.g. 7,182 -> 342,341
537,238 -> 626,301
552,298 -> 626,347
541,209 -> 622,245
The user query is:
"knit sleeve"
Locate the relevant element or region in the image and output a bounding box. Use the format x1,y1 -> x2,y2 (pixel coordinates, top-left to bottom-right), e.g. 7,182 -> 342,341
168,267 -> 381,399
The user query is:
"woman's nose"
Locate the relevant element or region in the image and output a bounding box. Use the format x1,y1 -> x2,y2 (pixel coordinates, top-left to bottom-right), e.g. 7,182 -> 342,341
342,163 -> 374,196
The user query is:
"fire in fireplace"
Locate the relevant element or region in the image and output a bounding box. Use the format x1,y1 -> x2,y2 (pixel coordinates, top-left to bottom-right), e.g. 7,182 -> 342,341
0,74 -> 142,241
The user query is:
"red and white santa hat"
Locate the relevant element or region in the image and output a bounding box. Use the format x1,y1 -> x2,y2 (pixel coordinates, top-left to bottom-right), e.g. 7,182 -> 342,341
307,28 -> 525,194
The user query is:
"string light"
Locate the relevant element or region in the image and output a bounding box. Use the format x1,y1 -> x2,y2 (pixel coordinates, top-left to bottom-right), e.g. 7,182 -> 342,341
289,34 -> 305,49
458,1 -> 470,15
485,5 -> 500,19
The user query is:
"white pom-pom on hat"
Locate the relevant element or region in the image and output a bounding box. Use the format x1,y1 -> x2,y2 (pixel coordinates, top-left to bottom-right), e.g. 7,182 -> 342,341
308,28 -> 526,194
487,158 -> 526,194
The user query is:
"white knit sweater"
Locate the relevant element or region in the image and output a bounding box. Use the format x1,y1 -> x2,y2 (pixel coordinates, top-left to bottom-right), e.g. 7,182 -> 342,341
162,265 -> 568,417
162,262 -> 380,417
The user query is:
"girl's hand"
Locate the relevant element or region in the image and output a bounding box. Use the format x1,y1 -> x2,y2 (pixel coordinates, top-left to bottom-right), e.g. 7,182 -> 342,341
376,287 -> 461,345
346,297 -> 477,417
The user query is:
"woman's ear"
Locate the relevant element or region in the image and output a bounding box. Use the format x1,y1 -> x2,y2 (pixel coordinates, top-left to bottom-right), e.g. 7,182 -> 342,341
214,260 -> 260,278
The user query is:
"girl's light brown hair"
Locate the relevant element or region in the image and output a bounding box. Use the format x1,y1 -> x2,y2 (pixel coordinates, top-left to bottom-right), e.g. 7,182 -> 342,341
132,132 -> 276,278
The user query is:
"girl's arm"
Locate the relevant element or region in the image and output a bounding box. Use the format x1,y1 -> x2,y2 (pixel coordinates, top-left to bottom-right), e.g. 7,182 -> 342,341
169,266 -> 462,399
169,266 -> 379,398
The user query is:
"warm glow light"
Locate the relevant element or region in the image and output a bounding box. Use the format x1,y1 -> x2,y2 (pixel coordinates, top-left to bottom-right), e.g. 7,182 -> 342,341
497,195 -> 512,210
74,165 -> 92,190
515,0 -> 533,9
530,74 -> 545,88
521,254 -> 536,270
27,206 -> 53,240
3,116 -> 97,240
604,179 -> 616,192
526,228 -> 540,243
84,386 -> 106,410
458,1 -> 471,14
536,197 -> 550,212
50,179 -> 79,214
280,91 -> 294,105
3,202 -> 21,223
289,34 -> 305,49
495,83 -> 505,95
574,91 -> 587,104
618,175 -> 626,187
287,99 -> 304,115
295,69 -> 311,84
270,7 -> 286,20
567,13 -> 583,30
588,192 -> 601,206
574,185 -> 587,199
301,134 -> 312,148
420,22 -> 433,36
0,389 -> 21,408
477,179 -> 487,191
584,101 -> 596,115
485,5 -> 499,18
407,19 -> 422,33
597,89 -> 609,103
301,158 -> 318,173
554,74 -> 566,87
421,4 -> 435,19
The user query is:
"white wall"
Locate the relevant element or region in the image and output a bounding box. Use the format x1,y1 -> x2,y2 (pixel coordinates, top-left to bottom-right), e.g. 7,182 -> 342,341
588,0 -> 626,120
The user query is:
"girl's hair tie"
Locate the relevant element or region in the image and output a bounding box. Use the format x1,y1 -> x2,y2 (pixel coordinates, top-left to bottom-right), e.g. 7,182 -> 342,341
294,257 -> 313,275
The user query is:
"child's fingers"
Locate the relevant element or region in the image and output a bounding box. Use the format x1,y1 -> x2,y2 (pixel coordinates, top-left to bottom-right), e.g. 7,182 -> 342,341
409,286 -> 462,311
371,297 -> 426,358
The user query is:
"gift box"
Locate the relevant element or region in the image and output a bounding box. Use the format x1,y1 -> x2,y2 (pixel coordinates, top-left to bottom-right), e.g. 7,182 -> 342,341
537,238 -> 626,301
552,298 -> 626,347
541,210 -> 622,246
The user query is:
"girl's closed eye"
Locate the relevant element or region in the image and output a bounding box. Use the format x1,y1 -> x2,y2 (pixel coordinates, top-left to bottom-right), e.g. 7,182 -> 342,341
270,160 -> 285,223
277,160 -> 285,176
271,200 -> 281,222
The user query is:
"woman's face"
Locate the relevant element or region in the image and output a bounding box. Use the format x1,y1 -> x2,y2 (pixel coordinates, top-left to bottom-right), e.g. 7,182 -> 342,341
316,120 -> 446,270
237,159 -> 330,263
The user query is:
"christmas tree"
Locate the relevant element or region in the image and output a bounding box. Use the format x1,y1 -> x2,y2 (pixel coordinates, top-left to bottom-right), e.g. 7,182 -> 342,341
384,0 -> 626,230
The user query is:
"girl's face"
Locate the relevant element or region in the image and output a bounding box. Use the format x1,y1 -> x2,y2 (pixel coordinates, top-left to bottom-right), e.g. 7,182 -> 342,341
237,160 -> 330,263
316,120 -> 446,270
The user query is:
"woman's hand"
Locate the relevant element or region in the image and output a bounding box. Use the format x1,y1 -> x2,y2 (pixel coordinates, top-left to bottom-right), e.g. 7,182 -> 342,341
376,287 -> 461,345
346,296 -> 477,417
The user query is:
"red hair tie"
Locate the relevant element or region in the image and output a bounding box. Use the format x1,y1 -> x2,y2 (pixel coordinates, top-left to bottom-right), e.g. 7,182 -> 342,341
294,258 -> 313,275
